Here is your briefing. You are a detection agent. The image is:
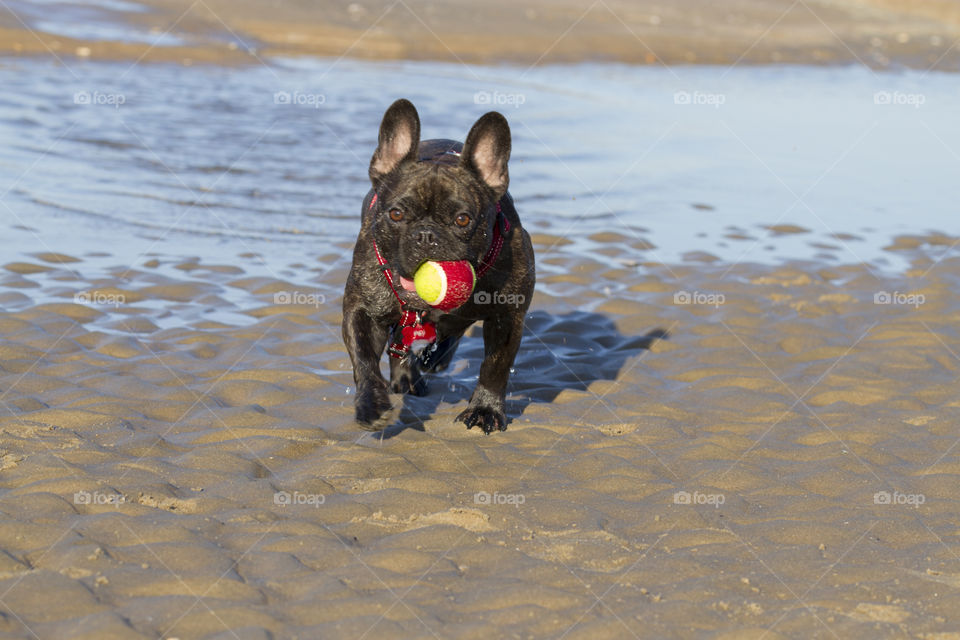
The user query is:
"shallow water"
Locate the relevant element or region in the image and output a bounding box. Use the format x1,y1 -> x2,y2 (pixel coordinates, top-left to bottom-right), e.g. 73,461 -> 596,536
1,57 -> 957,283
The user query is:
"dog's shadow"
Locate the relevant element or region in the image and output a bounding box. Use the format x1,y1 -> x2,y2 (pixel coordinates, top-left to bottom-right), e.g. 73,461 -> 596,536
374,310 -> 668,438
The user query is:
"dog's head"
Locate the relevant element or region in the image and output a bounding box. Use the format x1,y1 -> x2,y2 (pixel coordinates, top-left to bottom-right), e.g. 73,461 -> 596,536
367,99 -> 511,281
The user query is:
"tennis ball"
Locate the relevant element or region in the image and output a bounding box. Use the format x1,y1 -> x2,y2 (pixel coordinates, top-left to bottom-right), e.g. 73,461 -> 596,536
414,260 -> 476,311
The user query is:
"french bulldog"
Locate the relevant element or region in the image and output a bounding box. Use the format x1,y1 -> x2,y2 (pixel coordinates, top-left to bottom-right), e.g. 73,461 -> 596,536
342,99 -> 535,434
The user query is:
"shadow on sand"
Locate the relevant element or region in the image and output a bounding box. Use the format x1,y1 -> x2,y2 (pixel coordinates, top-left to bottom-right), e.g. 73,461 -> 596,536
370,309 -> 668,439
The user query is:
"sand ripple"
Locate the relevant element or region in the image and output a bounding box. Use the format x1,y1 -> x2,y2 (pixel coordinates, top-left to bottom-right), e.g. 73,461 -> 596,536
1,237 -> 959,637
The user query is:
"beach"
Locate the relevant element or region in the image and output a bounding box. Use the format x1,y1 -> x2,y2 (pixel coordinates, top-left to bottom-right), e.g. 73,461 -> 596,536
2,233 -> 960,637
1,1 -> 960,638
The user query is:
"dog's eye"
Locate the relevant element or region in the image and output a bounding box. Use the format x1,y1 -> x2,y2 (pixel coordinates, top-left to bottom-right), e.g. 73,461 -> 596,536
454,213 -> 471,227
388,208 -> 404,222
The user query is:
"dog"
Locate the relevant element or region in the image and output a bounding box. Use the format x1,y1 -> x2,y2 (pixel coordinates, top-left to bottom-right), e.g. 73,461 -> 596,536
342,99 -> 535,434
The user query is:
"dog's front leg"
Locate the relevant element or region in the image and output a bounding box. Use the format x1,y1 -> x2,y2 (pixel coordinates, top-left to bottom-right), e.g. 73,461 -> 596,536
342,307 -> 392,428
456,309 -> 525,434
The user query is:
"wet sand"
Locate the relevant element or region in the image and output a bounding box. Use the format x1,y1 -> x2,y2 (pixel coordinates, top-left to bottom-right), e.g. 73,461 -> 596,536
1,0 -> 959,70
2,233 -> 960,638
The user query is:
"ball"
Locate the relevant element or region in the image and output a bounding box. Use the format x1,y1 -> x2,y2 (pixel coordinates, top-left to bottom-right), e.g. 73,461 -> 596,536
414,260 -> 476,311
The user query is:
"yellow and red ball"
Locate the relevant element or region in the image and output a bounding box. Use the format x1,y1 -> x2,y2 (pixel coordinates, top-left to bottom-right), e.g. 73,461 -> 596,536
414,260 -> 476,311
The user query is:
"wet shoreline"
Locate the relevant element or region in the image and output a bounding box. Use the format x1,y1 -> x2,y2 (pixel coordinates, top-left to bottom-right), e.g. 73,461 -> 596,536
2,234 -> 959,638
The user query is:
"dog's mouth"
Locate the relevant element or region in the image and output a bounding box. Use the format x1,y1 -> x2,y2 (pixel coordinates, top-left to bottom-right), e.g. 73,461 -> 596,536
399,276 -> 417,292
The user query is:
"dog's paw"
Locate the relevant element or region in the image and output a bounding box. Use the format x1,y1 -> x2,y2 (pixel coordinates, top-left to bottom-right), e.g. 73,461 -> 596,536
355,382 -> 393,430
456,404 -> 507,434
390,370 -> 427,396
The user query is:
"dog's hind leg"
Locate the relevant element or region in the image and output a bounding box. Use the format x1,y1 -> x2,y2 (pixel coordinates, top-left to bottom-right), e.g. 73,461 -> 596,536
418,335 -> 461,373
389,348 -> 428,396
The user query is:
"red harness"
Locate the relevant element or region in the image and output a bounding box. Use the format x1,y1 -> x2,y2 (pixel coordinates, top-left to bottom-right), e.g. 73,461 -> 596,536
369,192 -> 511,359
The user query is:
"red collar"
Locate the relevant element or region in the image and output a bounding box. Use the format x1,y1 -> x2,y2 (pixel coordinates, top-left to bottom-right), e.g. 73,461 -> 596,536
369,192 -> 511,359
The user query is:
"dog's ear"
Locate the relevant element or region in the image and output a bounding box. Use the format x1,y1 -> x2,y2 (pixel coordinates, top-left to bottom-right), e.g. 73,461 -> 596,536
461,111 -> 511,197
369,99 -> 421,186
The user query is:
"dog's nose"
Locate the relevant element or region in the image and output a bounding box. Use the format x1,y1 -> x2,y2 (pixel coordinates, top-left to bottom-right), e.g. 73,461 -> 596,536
414,228 -> 437,246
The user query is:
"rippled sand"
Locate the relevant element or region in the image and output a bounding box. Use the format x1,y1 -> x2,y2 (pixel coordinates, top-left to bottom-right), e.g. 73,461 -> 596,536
2,232 -> 959,638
